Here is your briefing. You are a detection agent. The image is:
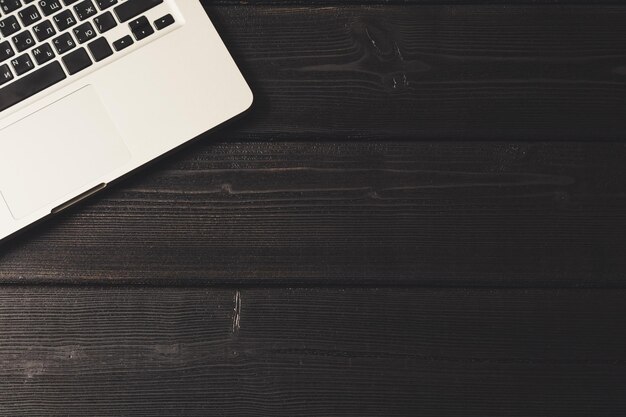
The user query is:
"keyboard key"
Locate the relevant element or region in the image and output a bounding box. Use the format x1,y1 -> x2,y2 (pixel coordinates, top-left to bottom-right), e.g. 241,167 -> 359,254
73,0 -> 97,20
0,41 -> 15,63
12,30 -> 35,52
87,36 -> 111,61
62,46 -> 91,74
0,64 -> 13,86
0,61 -> 66,112
129,16 -> 153,40
112,34 -> 132,51
39,0 -> 63,16
53,9 -> 77,31
0,16 -> 21,38
52,32 -> 75,54
18,5 -> 42,27
154,14 -> 173,30
114,0 -> 162,23
32,42 -> 55,64
95,0 -> 116,10
0,0 -> 22,14
63,0 -> 79,5
73,21 -> 95,43
11,53 -> 35,76
93,10 -> 116,33
32,19 -> 56,42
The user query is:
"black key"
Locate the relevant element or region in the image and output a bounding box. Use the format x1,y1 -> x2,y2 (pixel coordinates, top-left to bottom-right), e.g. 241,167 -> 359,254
32,42 -> 55,64
62,0 -> 79,4
62,46 -> 91,74
73,0 -> 96,20
129,15 -> 153,41
11,53 -> 34,75
52,9 -> 77,31
73,21 -> 95,43
95,0 -> 115,10
154,13 -> 173,30
0,16 -> 21,38
52,32 -> 75,54
32,19 -> 55,42
0,0 -> 22,14
18,5 -> 42,26
87,36 -> 111,61
114,0 -> 162,23
93,10 -> 115,33
12,30 -> 35,52
0,64 -> 13,86
39,0 -> 63,16
112,34 -> 132,51
0,62 -> 66,112
0,41 -> 14,63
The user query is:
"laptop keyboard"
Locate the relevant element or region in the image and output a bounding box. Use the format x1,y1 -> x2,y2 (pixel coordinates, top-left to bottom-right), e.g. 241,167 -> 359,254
0,0 -> 176,113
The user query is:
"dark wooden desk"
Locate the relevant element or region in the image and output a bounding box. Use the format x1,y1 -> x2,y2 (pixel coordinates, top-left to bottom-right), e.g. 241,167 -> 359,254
1,2 -> 625,415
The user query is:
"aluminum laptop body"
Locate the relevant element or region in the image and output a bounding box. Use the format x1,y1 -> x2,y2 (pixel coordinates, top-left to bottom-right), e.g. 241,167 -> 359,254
0,0 -> 253,240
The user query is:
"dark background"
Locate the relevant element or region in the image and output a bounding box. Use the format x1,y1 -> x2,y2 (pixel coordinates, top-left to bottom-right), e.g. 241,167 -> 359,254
1,1 -> 625,415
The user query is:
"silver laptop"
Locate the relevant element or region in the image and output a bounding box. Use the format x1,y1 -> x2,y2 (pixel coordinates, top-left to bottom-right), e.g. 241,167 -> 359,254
0,0 -> 253,241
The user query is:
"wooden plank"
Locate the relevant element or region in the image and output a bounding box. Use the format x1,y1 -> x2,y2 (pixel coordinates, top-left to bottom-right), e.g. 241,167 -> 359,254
0,286 -> 625,416
202,5 -> 626,140
209,1 -> 626,4
1,142 -> 624,286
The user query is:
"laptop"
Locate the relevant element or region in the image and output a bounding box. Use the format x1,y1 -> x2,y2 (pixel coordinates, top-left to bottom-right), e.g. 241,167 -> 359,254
0,0 -> 253,241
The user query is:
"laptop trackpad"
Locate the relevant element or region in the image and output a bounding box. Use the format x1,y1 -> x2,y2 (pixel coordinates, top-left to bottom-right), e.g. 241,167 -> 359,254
0,86 -> 130,220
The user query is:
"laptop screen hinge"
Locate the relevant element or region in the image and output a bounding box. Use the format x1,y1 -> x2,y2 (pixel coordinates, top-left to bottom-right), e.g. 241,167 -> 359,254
51,183 -> 107,214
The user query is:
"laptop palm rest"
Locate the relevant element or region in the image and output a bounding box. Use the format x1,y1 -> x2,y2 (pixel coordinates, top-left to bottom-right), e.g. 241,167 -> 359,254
0,86 -> 130,220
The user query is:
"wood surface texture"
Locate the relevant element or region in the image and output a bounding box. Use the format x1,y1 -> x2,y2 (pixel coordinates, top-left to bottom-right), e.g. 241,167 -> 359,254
1,287 -> 625,416
0,3 -> 624,416
1,141 -> 624,286
207,5 -> 626,140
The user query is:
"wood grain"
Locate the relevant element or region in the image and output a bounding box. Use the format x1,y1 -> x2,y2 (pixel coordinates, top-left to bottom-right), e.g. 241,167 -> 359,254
209,0 -> 626,4
3,5 -> 626,285
0,286 -> 625,416
203,5 -> 626,140
1,141 -> 624,286
1,3 -> 625,415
